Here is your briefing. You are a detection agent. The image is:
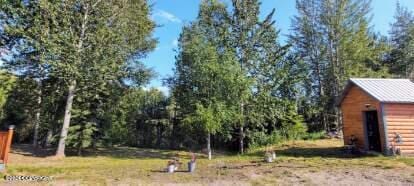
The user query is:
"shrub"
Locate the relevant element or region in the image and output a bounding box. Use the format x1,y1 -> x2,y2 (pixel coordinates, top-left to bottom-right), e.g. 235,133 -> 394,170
302,131 -> 326,140
285,122 -> 307,140
248,131 -> 284,149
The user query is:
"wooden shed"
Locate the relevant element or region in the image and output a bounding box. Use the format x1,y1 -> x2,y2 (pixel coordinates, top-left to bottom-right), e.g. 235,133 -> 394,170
338,78 -> 414,155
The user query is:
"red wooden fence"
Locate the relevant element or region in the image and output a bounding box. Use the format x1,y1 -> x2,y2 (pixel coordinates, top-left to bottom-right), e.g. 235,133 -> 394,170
0,126 -> 14,165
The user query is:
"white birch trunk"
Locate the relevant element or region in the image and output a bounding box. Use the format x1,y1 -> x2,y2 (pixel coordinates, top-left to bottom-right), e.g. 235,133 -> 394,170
33,82 -> 42,149
55,80 -> 76,157
207,133 -> 212,160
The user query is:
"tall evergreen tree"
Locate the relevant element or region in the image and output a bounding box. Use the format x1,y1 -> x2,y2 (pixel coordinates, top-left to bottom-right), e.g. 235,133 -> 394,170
289,0 -> 328,131
387,2 -> 414,78
290,0 -> 389,131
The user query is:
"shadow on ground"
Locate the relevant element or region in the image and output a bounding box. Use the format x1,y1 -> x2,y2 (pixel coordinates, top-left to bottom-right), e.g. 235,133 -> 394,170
11,144 -> 55,157
247,146 -> 379,159
11,141 -> 378,159
276,147 -> 356,158
10,144 -> 200,159
77,147 -> 186,159
277,146 -> 382,158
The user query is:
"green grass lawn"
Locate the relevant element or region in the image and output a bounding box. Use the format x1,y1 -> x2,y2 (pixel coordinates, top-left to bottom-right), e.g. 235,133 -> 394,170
3,139 -> 413,185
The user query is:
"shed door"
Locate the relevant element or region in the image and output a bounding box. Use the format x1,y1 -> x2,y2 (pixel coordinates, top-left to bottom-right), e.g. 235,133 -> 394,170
365,111 -> 381,152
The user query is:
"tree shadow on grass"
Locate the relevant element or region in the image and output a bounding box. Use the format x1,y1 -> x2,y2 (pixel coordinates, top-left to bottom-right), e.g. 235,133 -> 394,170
246,146 -> 380,159
11,144 -> 55,157
274,147 -> 378,158
74,147 -> 182,159
11,144 -> 198,160
277,147 -> 349,158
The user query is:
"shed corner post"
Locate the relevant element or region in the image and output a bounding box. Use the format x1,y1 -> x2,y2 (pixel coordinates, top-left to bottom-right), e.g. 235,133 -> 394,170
380,103 -> 390,156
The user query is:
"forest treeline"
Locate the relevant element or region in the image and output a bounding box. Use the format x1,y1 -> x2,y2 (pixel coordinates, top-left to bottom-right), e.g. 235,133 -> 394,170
0,0 -> 413,157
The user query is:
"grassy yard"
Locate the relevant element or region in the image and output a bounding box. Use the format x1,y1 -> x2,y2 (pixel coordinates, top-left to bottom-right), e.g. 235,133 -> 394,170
2,139 -> 413,185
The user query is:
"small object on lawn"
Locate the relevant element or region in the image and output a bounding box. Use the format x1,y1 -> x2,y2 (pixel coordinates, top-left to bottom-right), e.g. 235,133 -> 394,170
167,159 -> 177,173
272,152 -> 276,159
167,156 -> 182,173
167,164 -> 175,173
188,153 -> 196,173
173,157 -> 181,171
264,152 -> 273,163
188,161 -> 196,173
265,156 -> 273,163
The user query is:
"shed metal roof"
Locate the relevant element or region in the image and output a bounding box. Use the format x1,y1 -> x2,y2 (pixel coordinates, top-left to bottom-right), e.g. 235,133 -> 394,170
338,78 -> 414,105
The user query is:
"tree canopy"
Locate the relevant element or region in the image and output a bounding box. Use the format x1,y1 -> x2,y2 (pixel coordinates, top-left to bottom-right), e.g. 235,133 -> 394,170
0,0 -> 412,157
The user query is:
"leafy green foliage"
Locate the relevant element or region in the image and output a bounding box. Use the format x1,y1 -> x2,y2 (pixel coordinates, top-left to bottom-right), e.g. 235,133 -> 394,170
0,0 -> 410,154
302,131 -> 326,140
184,102 -> 225,135
248,131 -> 284,149
1,0 -> 156,155
0,71 -> 15,119
0,77 -> 40,143
170,0 -> 306,152
67,121 -> 97,150
106,88 -> 170,148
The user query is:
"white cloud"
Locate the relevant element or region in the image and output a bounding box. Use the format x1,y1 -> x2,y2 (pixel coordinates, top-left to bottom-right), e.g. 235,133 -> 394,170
153,10 -> 182,23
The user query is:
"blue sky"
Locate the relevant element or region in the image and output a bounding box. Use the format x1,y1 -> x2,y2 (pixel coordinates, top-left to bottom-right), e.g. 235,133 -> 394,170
143,0 -> 414,94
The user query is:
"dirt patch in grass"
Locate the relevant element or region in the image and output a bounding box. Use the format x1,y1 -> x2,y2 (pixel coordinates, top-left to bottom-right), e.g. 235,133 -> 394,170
1,139 -> 413,185
209,160 -> 413,186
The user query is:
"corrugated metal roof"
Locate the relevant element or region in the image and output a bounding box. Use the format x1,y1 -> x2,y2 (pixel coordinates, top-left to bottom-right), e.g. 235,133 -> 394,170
347,78 -> 414,103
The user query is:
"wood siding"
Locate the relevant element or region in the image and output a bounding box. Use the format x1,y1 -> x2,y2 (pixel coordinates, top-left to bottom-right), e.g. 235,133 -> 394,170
341,86 -> 385,152
384,104 -> 414,155
0,127 -> 14,164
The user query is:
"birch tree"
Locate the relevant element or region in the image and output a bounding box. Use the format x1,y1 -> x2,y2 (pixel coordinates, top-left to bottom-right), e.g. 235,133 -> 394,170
2,0 -> 156,157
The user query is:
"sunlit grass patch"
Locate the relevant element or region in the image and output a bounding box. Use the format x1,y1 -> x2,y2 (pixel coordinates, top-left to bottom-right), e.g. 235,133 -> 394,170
2,139 -> 413,185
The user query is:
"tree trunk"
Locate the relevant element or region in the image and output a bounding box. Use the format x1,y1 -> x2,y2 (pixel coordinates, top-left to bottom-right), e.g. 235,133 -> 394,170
55,1 -> 91,157
44,129 -> 53,148
157,121 -> 162,147
239,102 -> 244,154
322,112 -> 328,132
55,80 -> 76,158
207,133 -> 211,160
77,144 -> 82,156
314,56 -> 327,132
239,126 -> 244,154
33,82 -> 42,149
170,106 -> 178,149
135,119 -> 140,147
336,107 -> 342,133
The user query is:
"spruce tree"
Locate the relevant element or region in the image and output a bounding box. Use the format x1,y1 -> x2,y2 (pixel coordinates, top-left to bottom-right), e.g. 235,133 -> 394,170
387,2 -> 414,78
290,0 -> 389,131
